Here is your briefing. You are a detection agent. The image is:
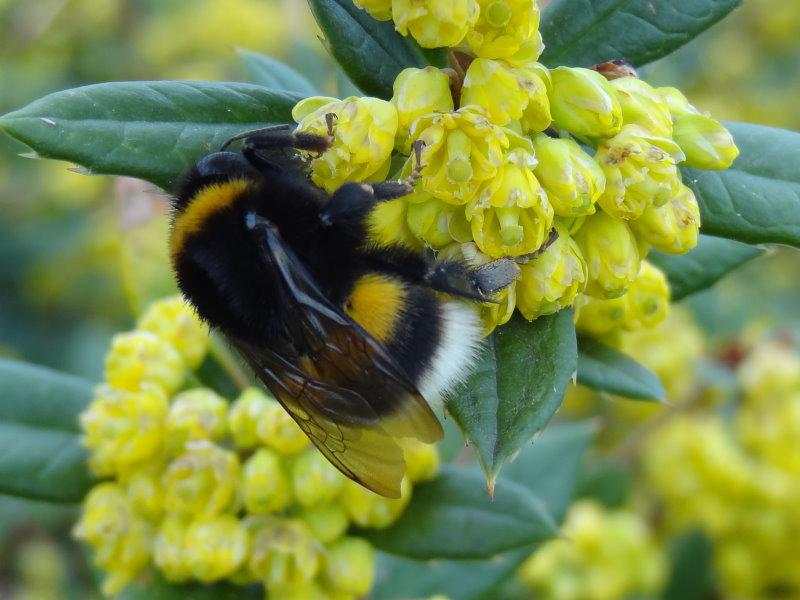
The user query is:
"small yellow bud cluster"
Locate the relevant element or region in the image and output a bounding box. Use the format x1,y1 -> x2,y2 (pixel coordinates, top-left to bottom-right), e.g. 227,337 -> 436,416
643,339 -> 800,598
299,1 -> 738,335
518,500 -> 666,600
75,298 -> 440,597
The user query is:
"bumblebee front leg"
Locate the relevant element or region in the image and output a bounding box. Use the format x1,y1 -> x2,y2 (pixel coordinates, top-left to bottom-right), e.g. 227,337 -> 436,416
364,140 -> 426,201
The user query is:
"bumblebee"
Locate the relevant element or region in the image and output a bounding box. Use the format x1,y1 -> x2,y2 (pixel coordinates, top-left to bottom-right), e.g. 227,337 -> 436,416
170,121 -> 527,497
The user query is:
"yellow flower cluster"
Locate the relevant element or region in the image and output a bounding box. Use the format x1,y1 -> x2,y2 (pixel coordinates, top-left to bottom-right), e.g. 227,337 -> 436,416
74,296 -> 440,597
298,0 -> 738,334
643,339 -> 800,598
518,500 -> 666,600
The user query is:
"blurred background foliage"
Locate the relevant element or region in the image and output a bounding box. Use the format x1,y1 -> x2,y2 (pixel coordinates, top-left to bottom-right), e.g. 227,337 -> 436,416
1,0 -> 799,598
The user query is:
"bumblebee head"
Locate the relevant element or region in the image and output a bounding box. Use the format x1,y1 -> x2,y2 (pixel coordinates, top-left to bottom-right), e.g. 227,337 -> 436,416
173,151 -> 259,212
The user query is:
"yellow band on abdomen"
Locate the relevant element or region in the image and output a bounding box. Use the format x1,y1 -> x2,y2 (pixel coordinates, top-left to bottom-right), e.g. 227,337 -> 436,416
344,274 -> 407,344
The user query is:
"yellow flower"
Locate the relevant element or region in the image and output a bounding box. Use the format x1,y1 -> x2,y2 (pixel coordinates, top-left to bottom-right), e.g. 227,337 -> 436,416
575,293 -> 631,336
154,516 -> 191,582
626,261 -> 670,330
228,387 -> 272,450
409,107 -> 508,205
353,0 -> 392,20
257,397 -> 310,454
184,515 -> 249,583
341,477 -> 412,528
392,0 -> 479,48
406,192 -> 472,249
467,148 -> 554,258
400,439 -> 440,483
658,86 -> 695,118
104,331 -> 184,394
322,537 -> 375,597
516,222 -> 588,320
549,67 -> 622,138
532,135 -> 605,217
299,504 -> 350,544
461,59 -> 542,127
595,125 -> 684,221
738,340 -> 800,405
162,441 -> 240,517
391,67 -> 454,151
242,448 -> 292,514
293,96 -> 398,192
124,462 -> 165,521
516,63 -> 552,133
73,483 -> 152,596
673,113 -> 739,170
632,184 -> 700,254
574,211 -> 640,299
248,519 -> 321,587
164,388 -> 228,456
481,280 -> 517,335
81,384 -> 168,477
611,77 -> 673,138
137,295 -> 209,369
291,449 -> 346,508
466,0 -> 541,59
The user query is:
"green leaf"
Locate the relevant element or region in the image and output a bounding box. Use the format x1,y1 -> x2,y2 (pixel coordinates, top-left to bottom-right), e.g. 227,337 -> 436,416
0,360 -> 94,502
540,0 -> 741,68
115,571 -> 260,600
501,420 -> 596,522
307,0 -> 446,99
577,336 -> 665,402
661,530 -> 716,600
649,234 -> 763,301
576,457 -> 633,509
238,49 -> 319,96
0,81 -> 301,192
684,122 -> 800,248
446,310 -> 577,488
360,465 -> 558,560
373,548 -> 533,600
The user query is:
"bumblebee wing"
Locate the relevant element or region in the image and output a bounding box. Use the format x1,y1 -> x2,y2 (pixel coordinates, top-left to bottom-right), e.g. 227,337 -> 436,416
234,221 -> 443,496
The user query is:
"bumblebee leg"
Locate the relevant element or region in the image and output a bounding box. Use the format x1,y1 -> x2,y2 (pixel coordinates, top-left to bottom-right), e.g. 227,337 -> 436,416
364,140 -> 427,201
513,228 -> 559,264
424,259 -> 520,301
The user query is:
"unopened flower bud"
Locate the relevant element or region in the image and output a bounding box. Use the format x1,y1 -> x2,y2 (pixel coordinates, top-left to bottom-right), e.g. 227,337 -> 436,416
410,108 -> 508,205
393,0 -> 479,48
137,296 -> 209,369
341,477 -> 412,528
657,86 -> 696,118
467,0 -> 541,59
631,184 -> 701,254
164,388 -> 228,456
299,503 -> 350,544
516,223 -> 588,320
249,519 -> 320,587
392,67 -> 454,151
291,449 -> 346,508
81,383 -> 168,477
293,96 -> 398,192
400,439 -> 440,483
257,399 -> 309,454
154,516 -> 191,582
242,448 -> 292,514
125,463 -> 164,520
162,441 -> 240,517
626,261 -> 670,329
672,113 -> 739,170
611,77 -> 673,137
322,537 -> 375,596
229,387 -> 272,450
550,67 -> 622,138
532,136 -> 605,217
105,331 -> 184,394
595,125 -> 684,220
574,211 -> 640,299
353,0 -> 392,20
185,515 -> 249,582
467,148 -> 554,258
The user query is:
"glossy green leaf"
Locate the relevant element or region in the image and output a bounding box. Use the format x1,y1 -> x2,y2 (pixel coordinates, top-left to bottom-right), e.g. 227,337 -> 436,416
238,49 -> 319,96
501,420 -> 596,521
576,457 -> 633,509
0,81 -> 301,192
373,548 -> 533,600
649,234 -> 763,301
307,0 -> 446,99
684,122 -> 800,248
446,310 -> 577,487
361,466 -> 558,560
577,336 -> 665,402
115,572 -> 260,600
0,360 -> 94,502
662,530 -> 716,600
541,0 -> 741,68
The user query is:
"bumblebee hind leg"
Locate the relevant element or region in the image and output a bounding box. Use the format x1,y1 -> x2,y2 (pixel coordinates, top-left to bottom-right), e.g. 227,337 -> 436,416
221,125 -> 332,171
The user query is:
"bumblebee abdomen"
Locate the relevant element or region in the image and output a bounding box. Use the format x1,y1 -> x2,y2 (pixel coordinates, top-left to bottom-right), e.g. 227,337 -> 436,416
344,273 -> 482,402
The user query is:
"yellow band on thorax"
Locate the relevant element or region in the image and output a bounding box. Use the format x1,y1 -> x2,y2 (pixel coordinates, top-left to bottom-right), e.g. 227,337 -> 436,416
170,179 -> 251,259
